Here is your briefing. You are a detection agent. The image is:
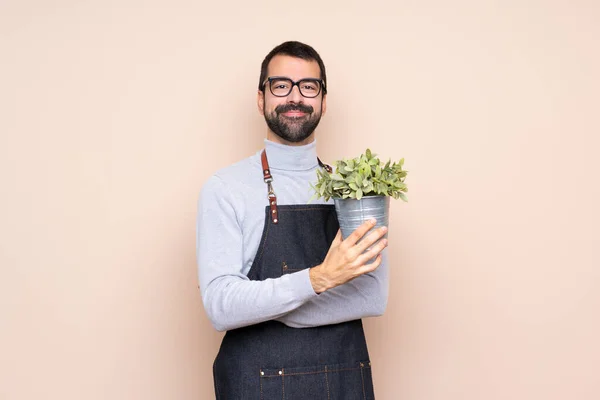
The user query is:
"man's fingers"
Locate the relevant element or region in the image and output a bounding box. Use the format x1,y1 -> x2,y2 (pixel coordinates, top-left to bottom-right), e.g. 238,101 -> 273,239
356,237 -> 388,266
355,226 -> 388,254
345,219 -> 377,246
356,254 -> 383,275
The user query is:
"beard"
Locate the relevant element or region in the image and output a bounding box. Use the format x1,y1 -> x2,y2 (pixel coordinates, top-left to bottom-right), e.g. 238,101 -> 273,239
264,102 -> 322,143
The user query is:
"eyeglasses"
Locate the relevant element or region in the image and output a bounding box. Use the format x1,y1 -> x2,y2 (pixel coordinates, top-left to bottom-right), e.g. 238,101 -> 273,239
262,76 -> 326,98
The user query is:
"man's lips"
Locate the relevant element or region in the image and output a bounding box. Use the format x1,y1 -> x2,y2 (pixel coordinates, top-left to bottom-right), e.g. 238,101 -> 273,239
281,110 -> 307,117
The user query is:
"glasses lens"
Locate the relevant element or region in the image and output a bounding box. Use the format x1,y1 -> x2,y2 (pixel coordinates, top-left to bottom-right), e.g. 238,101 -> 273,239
268,78 -> 322,97
269,78 -> 293,96
298,80 -> 321,98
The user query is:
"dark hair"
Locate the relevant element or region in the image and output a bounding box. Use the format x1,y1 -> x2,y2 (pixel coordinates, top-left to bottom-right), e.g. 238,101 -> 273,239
258,41 -> 327,95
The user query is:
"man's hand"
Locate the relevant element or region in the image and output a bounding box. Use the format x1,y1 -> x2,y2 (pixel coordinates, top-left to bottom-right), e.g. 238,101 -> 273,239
309,219 -> 388,294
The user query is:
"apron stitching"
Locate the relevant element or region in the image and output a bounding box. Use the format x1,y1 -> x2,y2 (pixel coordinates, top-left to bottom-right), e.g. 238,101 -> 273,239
260,369 -> 263,400
325,365 -> 330,400
262,366 -> 362,377
360,363 -> 367,400
281,368 -> 285,400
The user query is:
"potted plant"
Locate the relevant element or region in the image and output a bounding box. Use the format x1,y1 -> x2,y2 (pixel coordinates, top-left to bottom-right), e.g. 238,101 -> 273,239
311,149 -> 408,240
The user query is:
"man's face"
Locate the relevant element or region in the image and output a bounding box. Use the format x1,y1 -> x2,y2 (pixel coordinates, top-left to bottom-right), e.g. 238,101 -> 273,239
258,55 -> 327,145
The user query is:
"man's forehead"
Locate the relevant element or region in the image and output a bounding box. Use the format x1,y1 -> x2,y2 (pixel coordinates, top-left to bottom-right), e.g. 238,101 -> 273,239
267,55 -> 321,80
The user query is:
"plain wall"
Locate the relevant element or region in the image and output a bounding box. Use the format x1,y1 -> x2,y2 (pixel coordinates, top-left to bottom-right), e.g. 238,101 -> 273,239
1,1 -> 599,399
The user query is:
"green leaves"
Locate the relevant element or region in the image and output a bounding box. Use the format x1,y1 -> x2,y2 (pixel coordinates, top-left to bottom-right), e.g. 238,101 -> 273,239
311,148 -> 409,202
356,188 -> 363,200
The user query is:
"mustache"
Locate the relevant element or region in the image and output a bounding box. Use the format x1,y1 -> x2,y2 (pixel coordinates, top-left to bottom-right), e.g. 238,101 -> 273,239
275,103 -> 314,114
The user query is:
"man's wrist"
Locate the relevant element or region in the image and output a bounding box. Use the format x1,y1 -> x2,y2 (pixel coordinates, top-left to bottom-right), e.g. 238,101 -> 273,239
309,264 -> 329,294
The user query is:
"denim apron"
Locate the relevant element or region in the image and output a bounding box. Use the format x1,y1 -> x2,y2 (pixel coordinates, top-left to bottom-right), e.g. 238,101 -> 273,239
211,150 -> 375,399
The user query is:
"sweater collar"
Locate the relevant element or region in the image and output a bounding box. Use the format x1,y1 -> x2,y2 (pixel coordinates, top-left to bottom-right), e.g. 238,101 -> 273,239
262,139 -> 319,171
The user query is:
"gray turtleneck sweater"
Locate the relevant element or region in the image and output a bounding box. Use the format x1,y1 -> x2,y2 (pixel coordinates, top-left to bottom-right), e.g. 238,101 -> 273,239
196,139 -> 389,331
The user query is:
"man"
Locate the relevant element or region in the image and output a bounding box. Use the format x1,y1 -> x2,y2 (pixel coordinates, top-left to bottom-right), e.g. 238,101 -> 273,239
197,41 -> 389,399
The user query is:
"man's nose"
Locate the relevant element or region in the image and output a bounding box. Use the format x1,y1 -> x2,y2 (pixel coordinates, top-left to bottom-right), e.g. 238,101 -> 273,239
287,84 -> 303,102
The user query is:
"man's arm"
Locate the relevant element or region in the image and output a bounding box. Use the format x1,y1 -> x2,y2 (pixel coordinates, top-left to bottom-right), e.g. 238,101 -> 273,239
197,176 -> 389,331
197,176 -> 318,331
275,251 -> 389,328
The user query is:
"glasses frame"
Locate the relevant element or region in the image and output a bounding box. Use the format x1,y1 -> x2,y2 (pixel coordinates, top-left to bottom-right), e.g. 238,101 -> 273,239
262,76 -> 327,98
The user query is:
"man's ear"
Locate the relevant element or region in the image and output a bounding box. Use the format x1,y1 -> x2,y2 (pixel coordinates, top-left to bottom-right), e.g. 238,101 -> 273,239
257,90 -> 265,115
321,94 -> 327,116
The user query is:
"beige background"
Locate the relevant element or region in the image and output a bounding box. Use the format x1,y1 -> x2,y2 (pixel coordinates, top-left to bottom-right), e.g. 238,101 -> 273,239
1,1 -> 599,399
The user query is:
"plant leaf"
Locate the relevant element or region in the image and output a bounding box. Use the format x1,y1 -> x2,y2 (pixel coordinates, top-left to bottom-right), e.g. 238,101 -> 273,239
355,174 -> 362,186
310,148 -> 408,202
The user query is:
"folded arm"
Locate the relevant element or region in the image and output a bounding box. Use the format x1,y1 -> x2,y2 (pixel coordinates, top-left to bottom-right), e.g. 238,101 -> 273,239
197,176 -> 389,331
276,251 -> 389,328
197,177 -> 317,331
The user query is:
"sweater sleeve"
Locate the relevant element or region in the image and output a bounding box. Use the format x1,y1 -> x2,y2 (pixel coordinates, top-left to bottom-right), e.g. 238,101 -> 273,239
275,250 -> 389,328
196,176 -> 318,331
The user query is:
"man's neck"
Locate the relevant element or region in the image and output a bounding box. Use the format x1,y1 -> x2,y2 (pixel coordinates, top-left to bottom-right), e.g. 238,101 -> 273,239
262,138 -> 319,171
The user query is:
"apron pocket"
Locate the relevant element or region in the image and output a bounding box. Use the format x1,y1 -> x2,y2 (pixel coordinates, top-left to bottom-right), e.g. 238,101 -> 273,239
281,261 -> 305,275
259,361 -> 374,400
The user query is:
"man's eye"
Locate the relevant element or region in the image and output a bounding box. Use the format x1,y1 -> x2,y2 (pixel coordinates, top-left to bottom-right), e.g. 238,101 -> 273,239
272,80 -> 291,89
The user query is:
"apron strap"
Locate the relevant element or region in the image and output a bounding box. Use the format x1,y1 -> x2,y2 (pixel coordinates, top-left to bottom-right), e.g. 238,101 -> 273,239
260,150 -> 279,224
260,149 -> 332,224
318,157 -> 332,173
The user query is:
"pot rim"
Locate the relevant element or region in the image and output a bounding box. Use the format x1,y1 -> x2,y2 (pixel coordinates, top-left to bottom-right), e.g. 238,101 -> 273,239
333,195 -> 390,201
